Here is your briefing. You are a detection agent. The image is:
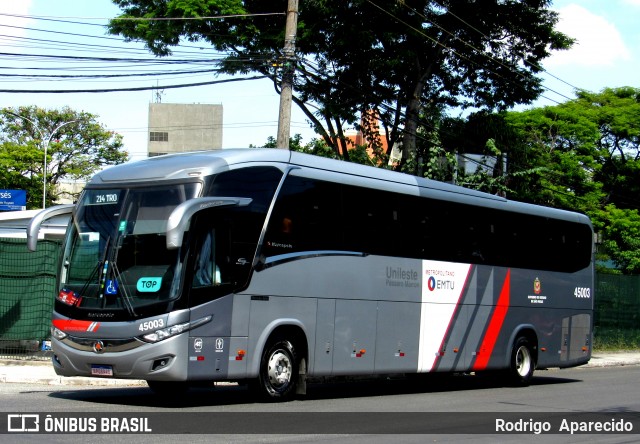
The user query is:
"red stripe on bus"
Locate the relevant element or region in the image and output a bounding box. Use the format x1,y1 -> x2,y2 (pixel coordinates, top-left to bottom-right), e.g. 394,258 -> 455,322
52,319 -> 101,332
431,265 -> 473,371
473,269 -> 511,371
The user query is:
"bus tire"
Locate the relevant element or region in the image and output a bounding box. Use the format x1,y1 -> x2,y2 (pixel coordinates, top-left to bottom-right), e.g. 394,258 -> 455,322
508,336 -> 535,386
253,338 -> 298,401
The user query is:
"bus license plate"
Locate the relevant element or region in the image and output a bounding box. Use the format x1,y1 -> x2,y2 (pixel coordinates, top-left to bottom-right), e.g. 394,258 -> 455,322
91,365 -> 113,377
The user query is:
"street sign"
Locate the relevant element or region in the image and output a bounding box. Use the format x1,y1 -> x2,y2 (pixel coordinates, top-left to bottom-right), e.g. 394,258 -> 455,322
0,189 -> 27,211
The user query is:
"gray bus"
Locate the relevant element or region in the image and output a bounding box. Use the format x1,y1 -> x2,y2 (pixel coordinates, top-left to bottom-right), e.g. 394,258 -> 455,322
28,148 -> 594,400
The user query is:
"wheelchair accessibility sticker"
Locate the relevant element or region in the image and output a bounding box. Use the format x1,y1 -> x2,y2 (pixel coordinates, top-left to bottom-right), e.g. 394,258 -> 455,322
105,280 -> 118,295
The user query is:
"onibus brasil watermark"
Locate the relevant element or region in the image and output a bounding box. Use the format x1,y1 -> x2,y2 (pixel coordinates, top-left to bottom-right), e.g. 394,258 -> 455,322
6,414 -> 151,434
4,412 -> 638,434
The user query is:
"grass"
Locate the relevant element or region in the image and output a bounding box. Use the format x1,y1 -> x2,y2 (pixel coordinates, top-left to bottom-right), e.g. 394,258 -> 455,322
593,328 -> 640,351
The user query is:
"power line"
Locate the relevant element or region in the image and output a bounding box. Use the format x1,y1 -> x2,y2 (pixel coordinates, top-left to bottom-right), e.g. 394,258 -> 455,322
429,0 -> 583,93
0,33 -> 211,58
0,50 -> 222,63
0,76 -> 266,93
0,23 -> 236,58
392,0 -> 575,102
0,5 -> 600,198
0,11 -> 276,60
365,0 -> 567,105
0,68 -> 221,79
0,12 -> 285,23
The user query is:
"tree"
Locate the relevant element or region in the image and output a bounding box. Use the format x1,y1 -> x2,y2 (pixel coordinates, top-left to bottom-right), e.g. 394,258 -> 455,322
504,88 -> 640,214
573,88 -> 640,210
597,205 -> 640,275
446,87 -> 640,273
0,106 -> 128,208
503,104 -> 604,212
108,0 -> 571,170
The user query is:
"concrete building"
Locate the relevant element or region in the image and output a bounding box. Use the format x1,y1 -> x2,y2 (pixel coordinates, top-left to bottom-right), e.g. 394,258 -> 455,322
148,103 -> 223,156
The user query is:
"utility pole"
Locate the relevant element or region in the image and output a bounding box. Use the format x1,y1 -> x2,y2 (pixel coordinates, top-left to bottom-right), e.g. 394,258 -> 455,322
276,0 -> 299,149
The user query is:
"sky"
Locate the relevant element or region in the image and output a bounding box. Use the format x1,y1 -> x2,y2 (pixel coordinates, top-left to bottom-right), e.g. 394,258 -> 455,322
0,0 -> 638,162
0,0 -> 316,162
534,0 -> 640,107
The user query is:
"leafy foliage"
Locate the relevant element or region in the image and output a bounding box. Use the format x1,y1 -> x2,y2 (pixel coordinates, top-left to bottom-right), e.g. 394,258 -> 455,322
107,1 -> 639,273
0,106 -> 128,208
109,0 -> 572,166
447,87 -> 640,273
596,205 -> 640,274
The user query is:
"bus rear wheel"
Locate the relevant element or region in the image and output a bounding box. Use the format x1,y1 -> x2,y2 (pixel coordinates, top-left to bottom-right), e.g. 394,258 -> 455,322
253,338 -> 298,401
508,337 -> 535,386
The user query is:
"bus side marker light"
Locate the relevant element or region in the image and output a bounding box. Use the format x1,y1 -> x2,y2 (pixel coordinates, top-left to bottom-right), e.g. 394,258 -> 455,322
235,350 -> 246,361
540,347 -> 547,352
453,348 -> 459,353
352,349 -> 366,358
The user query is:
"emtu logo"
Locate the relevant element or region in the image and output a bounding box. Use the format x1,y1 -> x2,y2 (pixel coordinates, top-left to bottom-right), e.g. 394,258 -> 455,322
427,276 -> 455,291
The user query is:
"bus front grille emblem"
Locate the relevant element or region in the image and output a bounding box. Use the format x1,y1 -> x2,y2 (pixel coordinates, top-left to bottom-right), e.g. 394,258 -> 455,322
93,341 -> 105,354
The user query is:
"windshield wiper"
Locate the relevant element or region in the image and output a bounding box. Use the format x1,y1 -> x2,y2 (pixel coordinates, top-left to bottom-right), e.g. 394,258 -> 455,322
69,236 -> 109,304
110,260 -> 137,317
96,236 -> 110,301
110,234 -> 137,317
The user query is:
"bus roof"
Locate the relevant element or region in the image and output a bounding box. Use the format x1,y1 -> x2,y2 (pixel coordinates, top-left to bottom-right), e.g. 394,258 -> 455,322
89,148 -> 591,226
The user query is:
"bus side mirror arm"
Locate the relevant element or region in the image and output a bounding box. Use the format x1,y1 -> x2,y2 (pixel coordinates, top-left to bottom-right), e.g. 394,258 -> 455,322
26,204 -> 75,252
165,197 -> 252,249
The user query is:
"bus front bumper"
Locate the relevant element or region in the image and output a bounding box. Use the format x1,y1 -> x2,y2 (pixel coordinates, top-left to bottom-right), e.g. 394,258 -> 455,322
51,333 -> 189,381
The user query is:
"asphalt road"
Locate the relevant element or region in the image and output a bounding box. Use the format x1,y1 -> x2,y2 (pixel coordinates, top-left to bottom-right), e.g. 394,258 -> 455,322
1,365 -> 639,443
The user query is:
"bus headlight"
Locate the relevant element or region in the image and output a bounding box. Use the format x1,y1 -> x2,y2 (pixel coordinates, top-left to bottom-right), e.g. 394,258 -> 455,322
142,321 -> 189,343
51,326 -> 67,340
139,316 -> 212,343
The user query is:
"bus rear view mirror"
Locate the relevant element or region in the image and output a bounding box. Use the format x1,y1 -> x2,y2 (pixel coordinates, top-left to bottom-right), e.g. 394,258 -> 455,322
26,204 -> 74,252
166,197 -> 252,249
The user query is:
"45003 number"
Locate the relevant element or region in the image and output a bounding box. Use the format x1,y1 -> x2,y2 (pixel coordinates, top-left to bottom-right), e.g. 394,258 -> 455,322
138,319 -> 165,332
574,287 -> 591,298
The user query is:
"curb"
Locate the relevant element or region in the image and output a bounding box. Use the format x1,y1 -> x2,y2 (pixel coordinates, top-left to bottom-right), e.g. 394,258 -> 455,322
1,354 -> 639,386
0,359 -> 145,387
582,354 -> 640,368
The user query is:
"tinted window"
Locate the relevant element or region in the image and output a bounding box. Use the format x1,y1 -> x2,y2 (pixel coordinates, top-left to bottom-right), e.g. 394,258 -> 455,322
208,167 -> 283,213
262,176 -> 592,273
263,176 -> 343,257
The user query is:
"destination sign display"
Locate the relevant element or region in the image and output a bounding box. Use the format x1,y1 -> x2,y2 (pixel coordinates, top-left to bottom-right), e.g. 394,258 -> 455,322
85,190 -> 120,206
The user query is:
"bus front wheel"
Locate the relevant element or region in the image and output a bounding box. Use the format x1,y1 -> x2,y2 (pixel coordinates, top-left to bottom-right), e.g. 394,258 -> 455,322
253,338 -> 298,401
508,336 -> 535,386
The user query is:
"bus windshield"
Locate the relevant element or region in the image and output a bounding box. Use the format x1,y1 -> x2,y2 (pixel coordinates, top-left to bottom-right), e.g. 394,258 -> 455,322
58,183 -> 200,315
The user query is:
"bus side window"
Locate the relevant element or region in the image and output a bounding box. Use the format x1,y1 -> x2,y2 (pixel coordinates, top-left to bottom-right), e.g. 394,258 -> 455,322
193,230 -> 222,287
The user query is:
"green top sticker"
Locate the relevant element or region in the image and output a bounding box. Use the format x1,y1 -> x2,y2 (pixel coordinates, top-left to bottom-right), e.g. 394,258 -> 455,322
137,277 -> 162,292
